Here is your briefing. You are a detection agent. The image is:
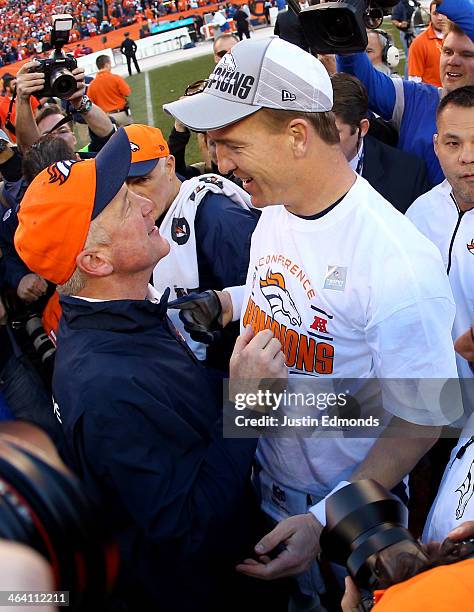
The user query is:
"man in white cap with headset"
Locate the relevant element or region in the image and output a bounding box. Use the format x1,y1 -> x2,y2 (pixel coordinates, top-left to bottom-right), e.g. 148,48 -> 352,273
165,37 -> 460,605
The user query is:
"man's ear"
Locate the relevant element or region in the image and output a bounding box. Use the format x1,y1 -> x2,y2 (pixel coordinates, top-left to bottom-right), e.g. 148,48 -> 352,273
165,154 -> 176,176
360,118 -> 370,139
76,248 -> 113,278
287,118 -> 310,158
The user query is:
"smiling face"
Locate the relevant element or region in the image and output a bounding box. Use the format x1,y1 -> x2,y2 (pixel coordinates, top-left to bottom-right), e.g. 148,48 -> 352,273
435,104 -> 474,211
101,184 -> 170,273
440,31 -> 474,93
207,111 -> 295,208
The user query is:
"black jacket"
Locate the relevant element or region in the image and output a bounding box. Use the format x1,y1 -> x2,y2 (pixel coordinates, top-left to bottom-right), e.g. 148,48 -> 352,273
120,37 -> 137,56
53,295 -> 267,611
274,9 -> 309,52
362,135 -> 431,214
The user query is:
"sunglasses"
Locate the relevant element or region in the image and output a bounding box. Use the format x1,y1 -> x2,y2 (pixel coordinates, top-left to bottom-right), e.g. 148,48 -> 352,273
215,49 -> 228,59
184,79 -> 210,96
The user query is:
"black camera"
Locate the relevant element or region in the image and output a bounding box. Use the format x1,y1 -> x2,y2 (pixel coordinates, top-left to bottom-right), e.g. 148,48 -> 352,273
34,15 -> 78,99
24,312 -> 56,368
2,289 -> 56,387
287,0 -> 397,54
320,480 -> 474,610
320,480 -> 428,595
0,422 -> 118,610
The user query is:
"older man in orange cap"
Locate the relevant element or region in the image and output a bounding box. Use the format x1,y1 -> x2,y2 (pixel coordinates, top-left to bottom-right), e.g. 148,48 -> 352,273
14,127 -> 289,612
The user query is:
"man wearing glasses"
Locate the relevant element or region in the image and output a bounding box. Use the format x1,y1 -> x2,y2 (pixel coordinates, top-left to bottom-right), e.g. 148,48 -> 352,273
213,33 -> 239,64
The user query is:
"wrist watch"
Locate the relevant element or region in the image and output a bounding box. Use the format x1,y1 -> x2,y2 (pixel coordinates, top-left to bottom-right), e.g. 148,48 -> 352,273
75,95 -> 93,115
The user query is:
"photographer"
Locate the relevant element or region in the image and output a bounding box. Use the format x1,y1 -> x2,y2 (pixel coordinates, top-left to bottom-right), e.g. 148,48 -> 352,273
337,0 -> 474,185
0,263 -> 61,445
317,481 -> 474,612
340,524 -> 474,611
14,60 -> 114,151
0,137 -> 81,409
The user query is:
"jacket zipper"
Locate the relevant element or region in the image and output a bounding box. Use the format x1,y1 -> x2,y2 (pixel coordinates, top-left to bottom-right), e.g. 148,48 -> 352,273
447,192 -> 465,275
164,316 -> 200,364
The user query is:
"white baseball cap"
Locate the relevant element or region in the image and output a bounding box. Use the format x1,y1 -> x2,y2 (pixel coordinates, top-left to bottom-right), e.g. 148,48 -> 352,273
163,37 -> 333,131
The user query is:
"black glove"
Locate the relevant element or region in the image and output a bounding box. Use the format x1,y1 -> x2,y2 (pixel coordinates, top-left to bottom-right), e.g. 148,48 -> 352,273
167,290 -> 222,345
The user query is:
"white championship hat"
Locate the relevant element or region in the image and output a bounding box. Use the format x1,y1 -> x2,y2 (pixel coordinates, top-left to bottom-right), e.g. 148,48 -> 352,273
163,36 -> 333,131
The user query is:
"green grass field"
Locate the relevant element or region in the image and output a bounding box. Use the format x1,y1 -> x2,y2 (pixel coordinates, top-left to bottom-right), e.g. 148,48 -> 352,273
129,53 -> 215,164
78,19 -> 406,160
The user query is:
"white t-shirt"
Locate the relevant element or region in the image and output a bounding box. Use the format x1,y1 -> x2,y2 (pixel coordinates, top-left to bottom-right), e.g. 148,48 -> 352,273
236,175 -> 459,502
423,416 -> 474,542
406,180 -> 474,379
407,180 -> 474,541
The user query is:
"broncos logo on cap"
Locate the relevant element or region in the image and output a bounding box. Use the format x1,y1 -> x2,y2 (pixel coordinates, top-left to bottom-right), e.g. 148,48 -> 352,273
47,159 -> 78,186
260,269 -> 302,326
221,52 -> 237,73
130,142 -> 140,152
455,459 -> 474,519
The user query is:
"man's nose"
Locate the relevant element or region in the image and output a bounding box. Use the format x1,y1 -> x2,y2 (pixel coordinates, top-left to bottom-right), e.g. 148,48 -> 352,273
216,144 -> 236,175
459,144 -> 474,165
137,194 -> 154,217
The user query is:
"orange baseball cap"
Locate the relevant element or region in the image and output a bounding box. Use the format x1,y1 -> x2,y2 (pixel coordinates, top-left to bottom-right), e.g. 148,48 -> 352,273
15,127 -> 132,286
124,124 -> 170,177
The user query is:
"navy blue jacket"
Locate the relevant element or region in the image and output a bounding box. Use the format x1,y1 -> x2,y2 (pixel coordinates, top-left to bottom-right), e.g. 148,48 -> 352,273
391,0 -> 414,27
0,204 -> 29,290
362,135 -> 431,214
53,295 -> 262,611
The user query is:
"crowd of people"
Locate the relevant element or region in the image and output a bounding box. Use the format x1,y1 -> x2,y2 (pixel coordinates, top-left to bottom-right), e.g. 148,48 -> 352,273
0,0 -> 231,67
2,0 -> 474,610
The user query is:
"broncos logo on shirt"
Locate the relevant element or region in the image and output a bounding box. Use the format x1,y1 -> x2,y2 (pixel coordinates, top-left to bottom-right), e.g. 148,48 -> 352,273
47,160 -> 78,186
467,239 -> 474,255
455,459 -> 474,520
260,269 -> 302,326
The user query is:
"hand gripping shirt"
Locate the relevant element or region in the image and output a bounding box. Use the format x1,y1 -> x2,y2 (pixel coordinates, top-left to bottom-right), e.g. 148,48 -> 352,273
239,175 -> 459,500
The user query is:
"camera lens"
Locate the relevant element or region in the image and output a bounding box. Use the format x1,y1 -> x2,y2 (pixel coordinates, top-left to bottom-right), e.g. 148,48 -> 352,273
0,426 -> 119,610
50,68 -> 77,99
320,480 -> 427,590
318,10 -> 354,43
364,6 -> 383,29
25,317 -> 55,365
